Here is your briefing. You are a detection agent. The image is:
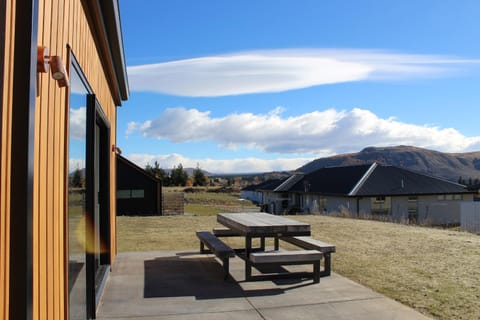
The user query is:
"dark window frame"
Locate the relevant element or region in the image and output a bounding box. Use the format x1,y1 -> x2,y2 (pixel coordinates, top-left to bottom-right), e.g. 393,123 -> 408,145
9,0 -> 38,319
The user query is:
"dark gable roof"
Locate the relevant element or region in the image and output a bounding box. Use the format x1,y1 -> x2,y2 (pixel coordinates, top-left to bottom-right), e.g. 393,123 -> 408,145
288,164 -> 373,195
244,178 -> 288,192
354,165 -> 470,196
117,154 -> 161,183
283,163 -> 472,197
275,174 -> 305,192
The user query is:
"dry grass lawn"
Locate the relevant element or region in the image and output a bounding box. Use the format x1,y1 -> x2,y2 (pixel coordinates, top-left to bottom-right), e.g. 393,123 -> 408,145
117,214 -> 480,320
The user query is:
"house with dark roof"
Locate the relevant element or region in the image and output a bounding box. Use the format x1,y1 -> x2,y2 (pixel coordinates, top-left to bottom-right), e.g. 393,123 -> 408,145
241,178 -> 287,211
117,155 -> 162,215
254,163 -> 475,225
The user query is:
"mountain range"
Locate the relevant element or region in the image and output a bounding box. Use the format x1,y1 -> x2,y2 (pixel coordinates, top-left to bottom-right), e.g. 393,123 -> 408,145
296,146 -> 480,183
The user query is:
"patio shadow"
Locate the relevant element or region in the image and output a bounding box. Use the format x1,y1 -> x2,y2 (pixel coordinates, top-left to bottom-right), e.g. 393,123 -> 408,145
144,255 -> 291,299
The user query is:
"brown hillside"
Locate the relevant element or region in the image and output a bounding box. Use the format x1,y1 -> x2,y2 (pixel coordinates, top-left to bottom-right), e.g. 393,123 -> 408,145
297,146 -> 480,182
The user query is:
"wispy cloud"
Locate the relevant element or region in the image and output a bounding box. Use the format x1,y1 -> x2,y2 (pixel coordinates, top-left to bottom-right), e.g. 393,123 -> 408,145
126,153 -> 312,174
127,49 -> 479,97
127,107 -> 480,155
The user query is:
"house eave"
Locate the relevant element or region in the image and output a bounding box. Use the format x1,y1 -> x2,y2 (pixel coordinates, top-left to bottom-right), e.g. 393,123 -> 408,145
82,0 -> 129,106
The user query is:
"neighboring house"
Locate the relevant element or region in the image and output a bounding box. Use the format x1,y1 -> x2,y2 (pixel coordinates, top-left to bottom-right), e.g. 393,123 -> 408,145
255,163 -> 475,225
241,178 -> 288,212
117,155 -> 162,216
1,1 -> 128,319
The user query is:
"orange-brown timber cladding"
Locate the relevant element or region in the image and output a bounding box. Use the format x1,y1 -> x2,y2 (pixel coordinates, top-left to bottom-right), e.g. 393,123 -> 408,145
1,0 -> 15,318
1,0 -> 121,319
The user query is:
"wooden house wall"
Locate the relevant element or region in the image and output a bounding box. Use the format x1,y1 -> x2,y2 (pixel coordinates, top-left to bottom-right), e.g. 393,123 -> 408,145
0,0 -> 15,318
1,0 -> 119,319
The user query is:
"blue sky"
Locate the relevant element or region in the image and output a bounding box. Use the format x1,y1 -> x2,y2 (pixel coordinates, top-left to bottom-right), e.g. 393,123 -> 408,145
116,0 -> 480,173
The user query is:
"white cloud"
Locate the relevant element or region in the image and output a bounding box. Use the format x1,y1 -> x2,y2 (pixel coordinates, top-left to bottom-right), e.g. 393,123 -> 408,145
69,158 -> 85,173
69,107 -> 86,140
128,107 -> 480,155
126,153 -> 312,174
127,49 -> 479,97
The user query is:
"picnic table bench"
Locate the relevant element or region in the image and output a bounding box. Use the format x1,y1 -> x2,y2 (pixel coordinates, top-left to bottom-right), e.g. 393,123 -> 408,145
250,250 -> 323,283
281,236 -> 336,277
196,230 -> 235,280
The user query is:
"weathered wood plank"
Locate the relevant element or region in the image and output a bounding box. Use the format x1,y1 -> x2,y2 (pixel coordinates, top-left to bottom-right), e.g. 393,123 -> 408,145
250,250 -> 322,264
212,227 -> 240,237
217,213 -> 310,236
281,236 -> 336,277
281,236 -> 336,253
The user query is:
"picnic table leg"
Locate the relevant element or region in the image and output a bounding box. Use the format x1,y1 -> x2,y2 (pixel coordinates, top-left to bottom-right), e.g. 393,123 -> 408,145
274,236 -> 279,250
260,237 -> 265,251
321,253 -> 331,277
223,258 -> 230,281
245,235 -> 252,280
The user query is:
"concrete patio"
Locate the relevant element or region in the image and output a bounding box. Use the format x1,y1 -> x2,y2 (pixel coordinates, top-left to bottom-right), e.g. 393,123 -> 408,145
97,250 -> 431,320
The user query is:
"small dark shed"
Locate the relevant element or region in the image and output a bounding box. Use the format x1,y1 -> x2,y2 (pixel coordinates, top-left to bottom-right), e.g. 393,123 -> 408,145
117,155 -> 162,215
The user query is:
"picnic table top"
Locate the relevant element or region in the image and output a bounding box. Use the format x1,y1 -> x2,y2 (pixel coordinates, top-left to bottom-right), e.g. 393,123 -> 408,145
217,212 -> 311,236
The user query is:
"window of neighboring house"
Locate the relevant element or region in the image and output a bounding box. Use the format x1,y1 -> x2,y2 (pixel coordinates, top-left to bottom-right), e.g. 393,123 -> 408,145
374,196 -> 386,203
117,189 -> 145,199
371,196 -> 391,215
437,194 -> 462,201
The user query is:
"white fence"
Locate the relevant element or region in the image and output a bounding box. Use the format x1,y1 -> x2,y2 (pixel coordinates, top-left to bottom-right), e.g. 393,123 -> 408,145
460,202 -> 480,234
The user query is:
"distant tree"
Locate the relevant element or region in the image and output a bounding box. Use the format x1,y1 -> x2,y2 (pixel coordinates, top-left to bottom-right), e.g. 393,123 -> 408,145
170,163 -> 188,186
192,164 -> 206,186
70,167 -> 85,188
145,161 -> 169,185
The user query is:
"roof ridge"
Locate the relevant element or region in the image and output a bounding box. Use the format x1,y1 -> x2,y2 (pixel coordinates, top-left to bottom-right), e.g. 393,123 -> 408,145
348,162 -> 378,196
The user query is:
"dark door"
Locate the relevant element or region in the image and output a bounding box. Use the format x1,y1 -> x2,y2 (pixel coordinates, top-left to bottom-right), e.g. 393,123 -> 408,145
86,94 -> 111,319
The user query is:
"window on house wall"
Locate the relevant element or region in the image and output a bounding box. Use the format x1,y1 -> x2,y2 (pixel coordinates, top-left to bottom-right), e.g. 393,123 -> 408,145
117,189 -> 145,199
371,196 -> 391,215
374,196 -> 386,203
437,194 -> 463,201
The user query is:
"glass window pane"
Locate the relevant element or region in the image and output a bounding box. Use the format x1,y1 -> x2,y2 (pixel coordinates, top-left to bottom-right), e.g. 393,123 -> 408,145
117,190 -> 131,199
131,189 -> 144,198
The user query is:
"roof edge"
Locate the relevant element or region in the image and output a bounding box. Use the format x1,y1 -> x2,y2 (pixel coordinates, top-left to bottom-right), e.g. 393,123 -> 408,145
82,0 -> 129,106
117,154 -> 161,183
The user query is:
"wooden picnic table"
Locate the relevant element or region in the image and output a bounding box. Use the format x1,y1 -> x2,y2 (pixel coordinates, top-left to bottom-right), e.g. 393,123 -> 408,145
217,212 -> 311,280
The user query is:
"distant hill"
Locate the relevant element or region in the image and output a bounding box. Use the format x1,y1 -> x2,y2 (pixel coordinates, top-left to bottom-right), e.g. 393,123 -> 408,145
296,146 -> 480,182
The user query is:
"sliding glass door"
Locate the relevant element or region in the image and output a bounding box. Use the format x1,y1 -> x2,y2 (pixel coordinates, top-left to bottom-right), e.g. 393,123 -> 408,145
68,54 -> 111,319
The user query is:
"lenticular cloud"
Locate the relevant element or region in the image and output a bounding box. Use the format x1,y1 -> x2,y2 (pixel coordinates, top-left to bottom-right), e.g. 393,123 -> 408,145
128,54 -> 371,96
127,49 -> 475,97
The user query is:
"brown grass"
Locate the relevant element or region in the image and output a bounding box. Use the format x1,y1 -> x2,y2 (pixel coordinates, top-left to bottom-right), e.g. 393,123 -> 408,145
117,214 -> 480,320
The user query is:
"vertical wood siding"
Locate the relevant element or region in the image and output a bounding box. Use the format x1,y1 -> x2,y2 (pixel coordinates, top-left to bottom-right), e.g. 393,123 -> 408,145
35,1 -> 118,319
0,0 -> 118,319
0,0 -> 16,318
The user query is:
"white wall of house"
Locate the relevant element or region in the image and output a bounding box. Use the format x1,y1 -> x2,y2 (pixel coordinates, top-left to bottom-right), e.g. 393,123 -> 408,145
286,192 -> 473,225
461,202 -> 480,234
240,190 -> 263,204
390,194 -> 474,225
